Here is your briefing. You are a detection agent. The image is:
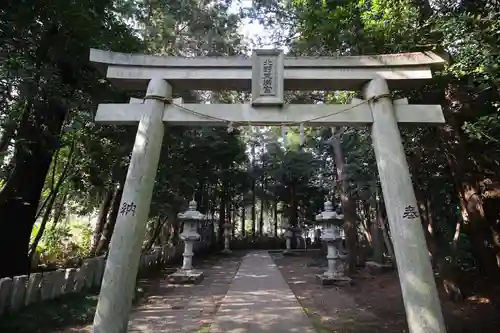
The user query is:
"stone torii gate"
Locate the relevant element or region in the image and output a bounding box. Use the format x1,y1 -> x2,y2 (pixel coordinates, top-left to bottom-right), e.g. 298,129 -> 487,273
89,48 -> 447,333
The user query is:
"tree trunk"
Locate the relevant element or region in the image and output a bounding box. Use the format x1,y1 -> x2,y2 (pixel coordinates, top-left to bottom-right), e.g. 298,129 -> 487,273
259,198 -> 264,236
273,199 -> 278,237
409,148 -> 465,301
379,214 -> 395,262
240,204 -> 246,237
0,117 -> 18,168
331,128 -> 358,273
195,180 -> 206,213
159,217 -> 170,244
0,100 -> 67,278
359,202 -> 373,246
28,141 -> 75,261
289,184 -> 299,249
371,194 -> 386,264
227,201 -> 232,234
28,188 -> 59,262
145,216 -> 167,251
289,184 -> 298,226
260,167 -> 266,236
51,186 -> 69,230
461,189 -> 499,277
169,213 -> 180,245
435,97 -> 500,277
91,188 -> 115,255
231,202 -> 236,237
209,200 -> 216,249
219,192 -> 226,248
370,218 -> 385,263
419,192 -> 464,301
95,183 -> 124,255
443,136 -> 500,277
251,185 -> 256,237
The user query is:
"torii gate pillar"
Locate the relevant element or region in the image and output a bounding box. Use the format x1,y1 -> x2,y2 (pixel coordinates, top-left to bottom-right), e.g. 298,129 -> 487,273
92,78 -> 170,333
364,78 -> 446,333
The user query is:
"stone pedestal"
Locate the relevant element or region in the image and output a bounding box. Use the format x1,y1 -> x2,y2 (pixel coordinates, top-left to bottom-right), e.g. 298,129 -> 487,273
167,269 -> 204,285
222,223 -> 232,254
316,230 -> 351,285
168,199 -> 205,285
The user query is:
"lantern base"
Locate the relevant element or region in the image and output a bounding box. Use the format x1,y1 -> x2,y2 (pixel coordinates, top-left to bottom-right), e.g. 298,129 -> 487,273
282,249 -> 297,256
316,273 -> 352,286
221,248 -> 232,255
167,269 -> 204,285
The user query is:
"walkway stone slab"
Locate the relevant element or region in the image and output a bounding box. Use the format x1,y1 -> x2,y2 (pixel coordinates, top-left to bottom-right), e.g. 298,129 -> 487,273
210,251 -> 316,333
127,256 -> 241,332
56,256 -> 242,333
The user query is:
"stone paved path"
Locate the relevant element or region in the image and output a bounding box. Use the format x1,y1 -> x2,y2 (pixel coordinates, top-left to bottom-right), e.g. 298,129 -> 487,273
60,255 -> 241,333
209,251 -> 316,333
128,255 -> 241,333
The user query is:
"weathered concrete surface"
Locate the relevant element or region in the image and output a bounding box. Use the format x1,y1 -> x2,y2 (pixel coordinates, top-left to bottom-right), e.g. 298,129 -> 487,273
89,49 -> 446,91
210,251 -> 316,333
95,103 -> 445,127
90,49 -> 446,68
92,78 -> 171,333
167,269 -> 204,285
364,78 -> 446,333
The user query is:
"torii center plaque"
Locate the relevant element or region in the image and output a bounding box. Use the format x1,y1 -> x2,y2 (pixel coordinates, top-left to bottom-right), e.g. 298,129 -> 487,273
251,49 -> 284,107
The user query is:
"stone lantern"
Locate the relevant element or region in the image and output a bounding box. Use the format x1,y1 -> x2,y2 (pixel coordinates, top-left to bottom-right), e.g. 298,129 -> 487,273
315,200 -> 351,285
222,221 -> 232,254
283,223 -> 301,255
168,199 -> 205,284
283,224 -> 294,254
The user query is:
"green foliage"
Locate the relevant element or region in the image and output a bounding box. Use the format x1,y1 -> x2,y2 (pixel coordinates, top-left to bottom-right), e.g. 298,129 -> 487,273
3,0 -> 500,280
1,0 -> 250,270
33,219 -> 93,265
0,290 -> 99,333
437,12 -> 500,146
247,0 -> 500,273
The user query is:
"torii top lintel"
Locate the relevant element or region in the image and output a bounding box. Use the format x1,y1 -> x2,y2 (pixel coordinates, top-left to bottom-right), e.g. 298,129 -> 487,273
89,48 -> 446,91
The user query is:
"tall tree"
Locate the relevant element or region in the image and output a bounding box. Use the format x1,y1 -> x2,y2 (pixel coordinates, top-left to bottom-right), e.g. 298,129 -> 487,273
0,0 -> 142,277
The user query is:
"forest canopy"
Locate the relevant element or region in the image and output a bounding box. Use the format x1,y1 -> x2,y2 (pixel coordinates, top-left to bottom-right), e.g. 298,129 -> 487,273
0,0 -> 499,296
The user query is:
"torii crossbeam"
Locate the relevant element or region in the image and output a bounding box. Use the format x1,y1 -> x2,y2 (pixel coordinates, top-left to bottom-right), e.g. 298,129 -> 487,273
89,49 -> 447,333
95,100 -> 444,126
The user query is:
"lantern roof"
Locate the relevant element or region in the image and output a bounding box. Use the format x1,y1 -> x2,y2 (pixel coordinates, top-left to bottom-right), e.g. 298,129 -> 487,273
316,200 -> 344,221
178,199 -> 206,220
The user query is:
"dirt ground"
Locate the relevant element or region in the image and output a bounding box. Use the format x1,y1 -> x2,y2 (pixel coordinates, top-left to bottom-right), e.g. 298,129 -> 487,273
273,251 -> 500,333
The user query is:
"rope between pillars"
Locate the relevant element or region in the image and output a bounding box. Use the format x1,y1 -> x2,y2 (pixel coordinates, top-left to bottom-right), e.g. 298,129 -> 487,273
370,93 -> 391,103
143,95 -> 172,103
141,93 -> 393,130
